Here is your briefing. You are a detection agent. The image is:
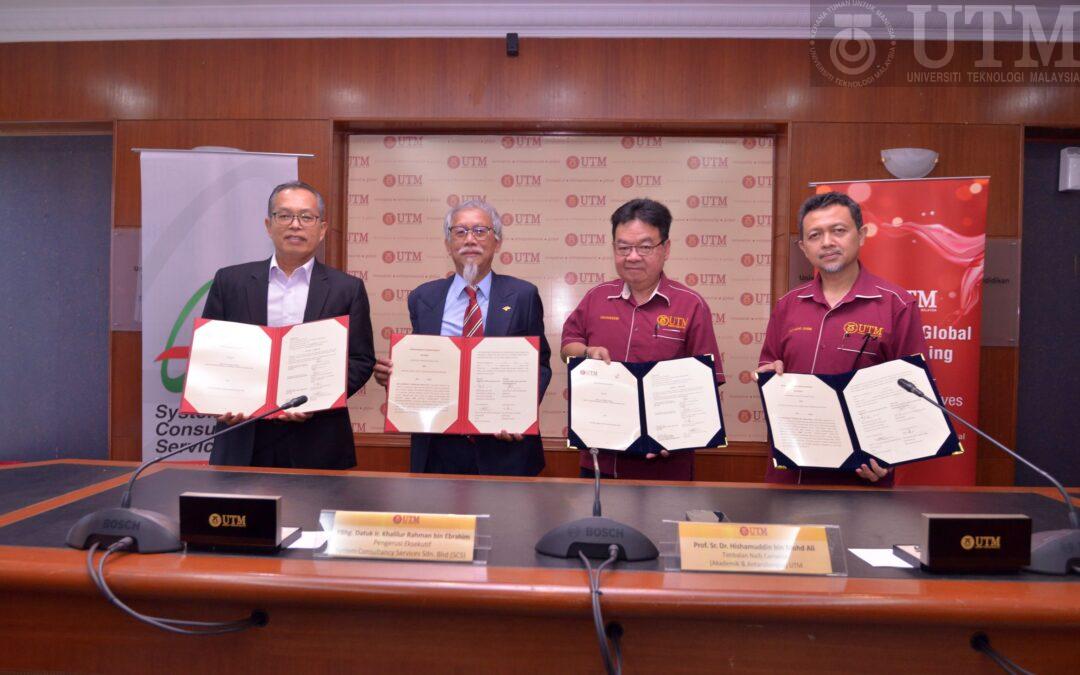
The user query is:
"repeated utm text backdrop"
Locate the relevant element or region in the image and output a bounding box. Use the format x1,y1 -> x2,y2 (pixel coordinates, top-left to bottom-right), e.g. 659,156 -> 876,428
345,135 -> 773,442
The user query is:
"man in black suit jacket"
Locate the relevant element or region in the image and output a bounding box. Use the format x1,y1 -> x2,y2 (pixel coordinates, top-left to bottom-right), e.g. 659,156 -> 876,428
374,200 -> 551,476
202,181 -> 375,469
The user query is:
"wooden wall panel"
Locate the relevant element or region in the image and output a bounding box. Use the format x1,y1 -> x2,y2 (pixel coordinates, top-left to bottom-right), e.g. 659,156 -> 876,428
0,40 -> 1076,127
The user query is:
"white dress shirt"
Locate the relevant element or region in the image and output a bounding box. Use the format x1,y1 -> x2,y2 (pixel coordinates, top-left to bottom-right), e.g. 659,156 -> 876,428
267,255 -> 315,327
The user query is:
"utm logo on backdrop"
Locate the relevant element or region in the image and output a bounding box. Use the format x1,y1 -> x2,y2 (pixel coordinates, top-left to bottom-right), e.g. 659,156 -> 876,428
348,156 -> 370,168
686,195 -> 728,209
687,155 -> 729,169
620,174 -> 662,188
739,331 -> 766,345
381,289 -> 411,302
446,194 -> 487,208
741,292 -> 771,306
567,155 -> 607,169
502,136 -> 542,149
447,155 -> 487,169
501,174 -> 542,188
742,214 -> 772,228
380,327 -> 413,340
382,212 -> 423,226
503,212 -> 542,226
383,136 -> 423,149
743,175 -> 773,188
500,252 -> 541,265
564,271 -> 607,286
382,250 -> 423,264
685,234 -> 727,248
383,174 -> 423,188
685,273 -> 726,287
741,253 -> 772,267
565,195 -> 607,208
565,233 -> 607,247
348,194 -> 369,206
620,136 -> 663,149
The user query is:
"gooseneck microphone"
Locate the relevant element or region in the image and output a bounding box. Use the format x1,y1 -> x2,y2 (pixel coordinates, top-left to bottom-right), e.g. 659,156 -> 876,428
536,448 -> 658,561
67,395 -> 309,553
897,379 -> 1079,574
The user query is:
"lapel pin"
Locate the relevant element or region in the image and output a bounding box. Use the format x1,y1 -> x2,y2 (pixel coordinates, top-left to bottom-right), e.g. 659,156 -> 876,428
502,305 -> 511,312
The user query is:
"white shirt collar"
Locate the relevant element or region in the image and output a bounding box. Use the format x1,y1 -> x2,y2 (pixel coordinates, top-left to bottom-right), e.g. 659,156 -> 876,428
269,255 -> 315,281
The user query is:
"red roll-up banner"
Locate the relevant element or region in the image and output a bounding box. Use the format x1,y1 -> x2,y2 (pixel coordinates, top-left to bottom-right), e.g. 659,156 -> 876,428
811,178 -> 988,485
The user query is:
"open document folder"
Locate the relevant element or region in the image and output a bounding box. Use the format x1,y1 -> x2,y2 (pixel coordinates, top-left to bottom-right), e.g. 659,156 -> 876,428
757,355 -> 961,471
181,316 -> 349,417
567,354 -> 725,456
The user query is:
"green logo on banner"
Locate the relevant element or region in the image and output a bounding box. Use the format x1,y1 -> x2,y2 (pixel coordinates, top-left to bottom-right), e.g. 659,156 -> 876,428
154,280 -> 213,393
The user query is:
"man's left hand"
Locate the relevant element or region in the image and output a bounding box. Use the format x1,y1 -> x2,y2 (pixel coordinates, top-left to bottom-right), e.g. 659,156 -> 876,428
494,430 -> 524,442
645,450 -> 671,460
855,458 -> 890,482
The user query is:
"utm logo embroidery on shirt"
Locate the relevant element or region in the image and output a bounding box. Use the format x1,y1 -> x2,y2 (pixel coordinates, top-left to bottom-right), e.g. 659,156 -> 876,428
599,315 -> 620,321
843,321 -> 885,338
657,315 -> 688,329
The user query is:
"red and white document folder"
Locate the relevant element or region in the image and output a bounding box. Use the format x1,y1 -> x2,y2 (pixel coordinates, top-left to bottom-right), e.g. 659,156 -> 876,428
384,334 -> 540,435
180,316 -> 349,417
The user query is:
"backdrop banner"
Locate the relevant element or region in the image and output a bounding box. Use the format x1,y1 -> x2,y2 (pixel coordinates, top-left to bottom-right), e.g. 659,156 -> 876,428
345,134 -> 775,442
810,177 -> 988,485
139,149 -> 297,462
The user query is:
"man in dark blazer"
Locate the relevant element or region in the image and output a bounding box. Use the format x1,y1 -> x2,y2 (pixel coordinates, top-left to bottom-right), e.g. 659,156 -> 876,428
374,200 -> 551,476
202,181 -> 375,469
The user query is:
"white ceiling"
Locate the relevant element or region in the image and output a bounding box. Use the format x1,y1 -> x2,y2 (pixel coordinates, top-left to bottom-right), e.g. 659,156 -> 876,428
0,1 -> 1073,43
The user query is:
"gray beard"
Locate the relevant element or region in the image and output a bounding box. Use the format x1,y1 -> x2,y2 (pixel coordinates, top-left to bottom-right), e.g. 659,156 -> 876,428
461,261 -> 480,285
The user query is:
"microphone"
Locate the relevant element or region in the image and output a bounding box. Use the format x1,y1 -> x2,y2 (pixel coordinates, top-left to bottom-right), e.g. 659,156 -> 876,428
536,448 -> 659,561
896,379 -> 1079,574
67,395 -> 309,553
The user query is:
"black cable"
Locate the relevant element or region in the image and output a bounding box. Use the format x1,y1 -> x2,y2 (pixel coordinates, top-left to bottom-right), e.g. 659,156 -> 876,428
86,538 -> 268,635
970,633 -> 1034,675
579,546 -> 622,675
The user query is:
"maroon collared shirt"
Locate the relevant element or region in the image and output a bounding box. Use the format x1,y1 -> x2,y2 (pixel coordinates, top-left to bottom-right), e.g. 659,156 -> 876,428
562,274 -> 725,480
760,265 -> 928,485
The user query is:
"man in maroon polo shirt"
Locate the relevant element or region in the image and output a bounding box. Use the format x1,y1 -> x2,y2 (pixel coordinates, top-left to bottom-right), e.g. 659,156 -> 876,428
562,198 -> 725,481
757,191 -> 928,486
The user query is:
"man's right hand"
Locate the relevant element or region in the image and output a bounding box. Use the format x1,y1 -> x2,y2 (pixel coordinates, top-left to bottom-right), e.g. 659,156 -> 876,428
373,357 -> 393,387
754,360 -> 784,379
584,345 -> 612,364
216,412 -> 246,426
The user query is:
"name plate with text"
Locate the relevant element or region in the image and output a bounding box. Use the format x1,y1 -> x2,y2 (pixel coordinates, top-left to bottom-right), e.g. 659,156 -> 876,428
673,522 -> 846,576
323,511 -> 482,563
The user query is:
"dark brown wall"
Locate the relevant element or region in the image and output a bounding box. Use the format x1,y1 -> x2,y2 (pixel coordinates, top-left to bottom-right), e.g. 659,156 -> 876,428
3,38 -> 1068,482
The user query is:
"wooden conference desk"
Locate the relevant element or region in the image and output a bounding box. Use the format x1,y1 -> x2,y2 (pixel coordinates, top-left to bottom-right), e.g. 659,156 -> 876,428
0,460 -> 1076,674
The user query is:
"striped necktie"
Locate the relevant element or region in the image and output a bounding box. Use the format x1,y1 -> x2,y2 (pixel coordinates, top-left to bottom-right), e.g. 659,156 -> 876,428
463,286 -> 484,337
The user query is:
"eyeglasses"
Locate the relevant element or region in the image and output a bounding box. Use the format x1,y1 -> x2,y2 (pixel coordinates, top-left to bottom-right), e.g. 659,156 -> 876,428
272,212 -> 321,227
614,240 -> 665,257
450,225 -> 494,240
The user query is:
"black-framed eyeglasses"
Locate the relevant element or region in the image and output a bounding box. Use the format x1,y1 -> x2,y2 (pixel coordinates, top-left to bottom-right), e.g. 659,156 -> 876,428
613,240 -> 665,257
450,225 -> 494,240
272,212 -> 321,227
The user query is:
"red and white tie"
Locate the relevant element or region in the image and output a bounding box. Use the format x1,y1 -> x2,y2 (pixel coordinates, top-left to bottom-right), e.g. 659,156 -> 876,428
463,286 -> 484,337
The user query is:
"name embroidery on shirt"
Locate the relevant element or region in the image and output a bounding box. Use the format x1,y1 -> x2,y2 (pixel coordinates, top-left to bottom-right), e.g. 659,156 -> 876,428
599,315 -> 620,321
787,326 -> 813,334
